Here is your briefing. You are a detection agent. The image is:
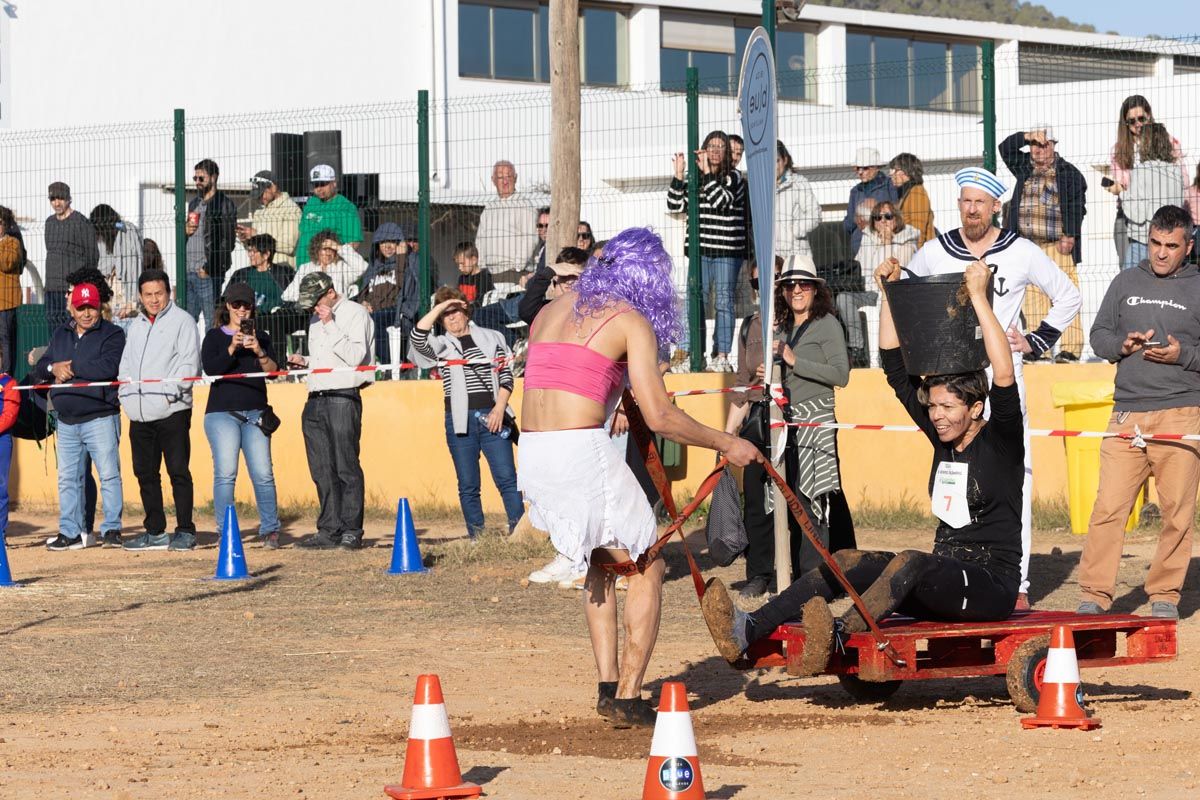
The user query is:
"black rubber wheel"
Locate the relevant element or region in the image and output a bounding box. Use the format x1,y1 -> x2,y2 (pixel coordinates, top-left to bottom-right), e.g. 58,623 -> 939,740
837,674 -> 903,703
1006,634 -> 1050,713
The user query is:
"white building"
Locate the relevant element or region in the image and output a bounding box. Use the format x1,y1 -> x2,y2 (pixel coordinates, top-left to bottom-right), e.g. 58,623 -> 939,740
2,2 -> 1198,356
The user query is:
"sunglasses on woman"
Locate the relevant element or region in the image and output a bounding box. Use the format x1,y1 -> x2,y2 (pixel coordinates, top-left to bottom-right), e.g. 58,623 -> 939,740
229,301 -> 253,310
1126,114 -> 1150,126
871,212 -> 895,221
779,280 -> 816,291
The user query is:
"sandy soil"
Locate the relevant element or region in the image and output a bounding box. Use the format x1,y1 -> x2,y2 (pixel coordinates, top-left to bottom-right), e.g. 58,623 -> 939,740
0,511 -> 1196,799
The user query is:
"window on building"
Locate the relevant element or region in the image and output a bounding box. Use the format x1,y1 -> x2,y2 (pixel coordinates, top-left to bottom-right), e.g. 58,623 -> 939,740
1019,43 -> 1156,85
1176,55 -> 1200,75
458,2 -> 627,86
846,31 -> 981,113
660,12 -> 815,99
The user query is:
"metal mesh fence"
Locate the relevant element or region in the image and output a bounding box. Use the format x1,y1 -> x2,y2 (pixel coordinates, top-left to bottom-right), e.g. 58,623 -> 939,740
3,35 -> 1198,379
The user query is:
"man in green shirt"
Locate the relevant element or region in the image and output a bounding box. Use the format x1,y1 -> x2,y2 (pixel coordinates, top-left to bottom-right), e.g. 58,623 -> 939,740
296,164 -> 363,267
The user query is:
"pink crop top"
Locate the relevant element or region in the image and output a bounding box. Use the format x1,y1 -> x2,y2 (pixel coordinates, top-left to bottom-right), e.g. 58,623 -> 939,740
524,310 -> 627,406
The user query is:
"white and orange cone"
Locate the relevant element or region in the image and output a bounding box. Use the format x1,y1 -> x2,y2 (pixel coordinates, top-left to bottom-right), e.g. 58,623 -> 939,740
384,674 -> 482,800
1021,625 -> 1101,731
642,682 -> 705,800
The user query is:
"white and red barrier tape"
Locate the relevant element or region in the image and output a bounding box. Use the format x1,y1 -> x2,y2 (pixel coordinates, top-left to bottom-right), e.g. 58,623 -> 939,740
15,358 -> 503,392
769,419 -> 1200,442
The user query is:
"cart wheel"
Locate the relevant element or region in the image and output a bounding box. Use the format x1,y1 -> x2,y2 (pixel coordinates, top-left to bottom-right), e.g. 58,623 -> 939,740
837,674 -> 903,703
1006,634 -> 1050,713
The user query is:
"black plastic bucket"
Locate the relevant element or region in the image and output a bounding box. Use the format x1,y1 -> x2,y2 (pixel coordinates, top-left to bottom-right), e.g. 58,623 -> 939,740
883,274 -> 992,375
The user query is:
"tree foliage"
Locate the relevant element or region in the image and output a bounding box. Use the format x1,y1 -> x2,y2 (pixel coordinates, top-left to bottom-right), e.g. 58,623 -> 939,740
823,0 -> 1095,32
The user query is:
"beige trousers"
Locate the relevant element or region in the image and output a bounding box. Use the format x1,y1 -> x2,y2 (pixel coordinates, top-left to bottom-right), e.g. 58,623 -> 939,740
1077,407 -> 1200,608
1022,242 -> 1082,357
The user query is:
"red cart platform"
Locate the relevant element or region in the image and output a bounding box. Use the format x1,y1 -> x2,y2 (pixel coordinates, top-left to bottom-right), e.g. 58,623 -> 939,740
739,610 -> 1178,711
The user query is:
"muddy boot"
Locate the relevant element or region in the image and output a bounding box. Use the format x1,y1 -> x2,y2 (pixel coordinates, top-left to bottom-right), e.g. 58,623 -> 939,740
701,578 -> 750,664
609,697 -> 657,729
596,681 -> 618,718
797,597 -> 835,676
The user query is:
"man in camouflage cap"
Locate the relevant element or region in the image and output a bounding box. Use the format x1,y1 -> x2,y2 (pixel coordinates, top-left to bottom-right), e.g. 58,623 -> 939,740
286,270 -> 376,550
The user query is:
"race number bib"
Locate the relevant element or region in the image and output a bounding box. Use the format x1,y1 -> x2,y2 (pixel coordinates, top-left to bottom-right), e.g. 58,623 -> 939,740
932,461 -> 971,529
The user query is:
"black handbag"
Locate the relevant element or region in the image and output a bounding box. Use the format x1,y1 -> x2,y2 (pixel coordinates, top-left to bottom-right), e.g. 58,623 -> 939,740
705,467 -> 749,567
231,406 -> 281,436
738,400 -> 772,449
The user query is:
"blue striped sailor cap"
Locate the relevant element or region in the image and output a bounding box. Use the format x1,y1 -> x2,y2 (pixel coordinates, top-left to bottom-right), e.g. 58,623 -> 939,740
954,167 -> 1007,199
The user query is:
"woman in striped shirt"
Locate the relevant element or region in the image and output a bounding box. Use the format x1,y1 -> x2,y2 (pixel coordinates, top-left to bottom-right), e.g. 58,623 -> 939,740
410,287 -> 523,538
667,130 -> 748,373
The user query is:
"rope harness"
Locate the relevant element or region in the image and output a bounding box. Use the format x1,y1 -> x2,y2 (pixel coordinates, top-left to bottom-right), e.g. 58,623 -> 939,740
611,389 -> 907,668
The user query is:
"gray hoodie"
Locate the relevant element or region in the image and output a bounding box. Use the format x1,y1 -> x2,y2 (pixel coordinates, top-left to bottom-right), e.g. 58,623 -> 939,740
1090,260 -> 1200,411
118,300 -> 201,422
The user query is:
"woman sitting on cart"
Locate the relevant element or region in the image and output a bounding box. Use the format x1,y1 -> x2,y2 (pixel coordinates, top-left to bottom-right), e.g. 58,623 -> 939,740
703,259 -> 1022,675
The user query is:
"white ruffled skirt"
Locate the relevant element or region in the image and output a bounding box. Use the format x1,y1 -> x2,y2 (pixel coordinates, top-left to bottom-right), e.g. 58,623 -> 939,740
517,429 -> 657,572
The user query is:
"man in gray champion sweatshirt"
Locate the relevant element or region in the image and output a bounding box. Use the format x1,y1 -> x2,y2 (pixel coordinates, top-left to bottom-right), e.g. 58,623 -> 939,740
1079,204 -> 1199,621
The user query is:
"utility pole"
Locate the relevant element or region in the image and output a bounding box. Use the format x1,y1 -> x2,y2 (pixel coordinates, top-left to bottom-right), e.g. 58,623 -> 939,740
548,0 -> 581,260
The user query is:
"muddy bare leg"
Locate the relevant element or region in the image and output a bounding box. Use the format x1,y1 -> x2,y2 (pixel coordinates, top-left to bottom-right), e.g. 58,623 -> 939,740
616,556 -> 665,699
583,559 -> 619,682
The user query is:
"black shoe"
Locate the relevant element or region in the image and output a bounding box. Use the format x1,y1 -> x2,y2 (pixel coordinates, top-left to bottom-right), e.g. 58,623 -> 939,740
740,574 -> 772,599
337,534 -> 363,551
298,533 -> 339,550
1054,351 -> 1079,364
46,533 -> 85,551
99,531 -> 122,548
596,681 -> 618,718
609,697 -> 658,729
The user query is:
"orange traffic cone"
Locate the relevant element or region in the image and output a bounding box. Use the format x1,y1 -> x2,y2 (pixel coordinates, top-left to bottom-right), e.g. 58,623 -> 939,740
1021,625 -> 1101,731
384,675 -> 482,800
642,682 -> 705,799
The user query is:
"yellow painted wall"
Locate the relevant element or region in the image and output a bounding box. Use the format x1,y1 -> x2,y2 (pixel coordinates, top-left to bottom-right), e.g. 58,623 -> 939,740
10,363 -> 1116,516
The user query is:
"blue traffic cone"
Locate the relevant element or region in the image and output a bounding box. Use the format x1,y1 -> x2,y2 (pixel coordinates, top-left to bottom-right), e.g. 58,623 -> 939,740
213,504 -> 251,581
387,498 -> 427,575
0,529 -> 18,587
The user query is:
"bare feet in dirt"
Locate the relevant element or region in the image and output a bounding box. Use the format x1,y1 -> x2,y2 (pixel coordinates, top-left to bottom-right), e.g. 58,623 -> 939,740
701,578 -> 750,663
798,597 -> 835,676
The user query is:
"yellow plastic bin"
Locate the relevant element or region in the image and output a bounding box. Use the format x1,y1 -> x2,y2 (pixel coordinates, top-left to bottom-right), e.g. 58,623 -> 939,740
1051,381 -> 1143,535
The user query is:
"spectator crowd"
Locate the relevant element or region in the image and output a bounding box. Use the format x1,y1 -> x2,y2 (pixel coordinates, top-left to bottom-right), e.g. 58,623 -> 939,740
0,93 -> 1195,630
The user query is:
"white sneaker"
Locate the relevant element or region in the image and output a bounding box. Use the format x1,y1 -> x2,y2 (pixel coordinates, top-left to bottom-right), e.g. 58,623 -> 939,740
709,354 -> 733,373
48,532 -> 95,547
557,570 -> 588,589
528,554 -> 575,584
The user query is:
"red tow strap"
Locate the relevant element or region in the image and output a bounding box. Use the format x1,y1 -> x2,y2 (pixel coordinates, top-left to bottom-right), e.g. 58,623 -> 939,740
621,390 -> 906,668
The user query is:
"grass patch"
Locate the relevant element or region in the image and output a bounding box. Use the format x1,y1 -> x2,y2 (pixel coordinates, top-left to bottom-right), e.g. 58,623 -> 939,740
424,530 -> 556,568
851,491 -> 1077,531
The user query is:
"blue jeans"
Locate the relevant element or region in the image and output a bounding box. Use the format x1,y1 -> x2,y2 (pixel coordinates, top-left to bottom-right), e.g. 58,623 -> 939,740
444,410 -> 523,536
56,415 -> 123,537
1123,239 -> 1147,271
186,272 -> 215,321
680,256 -> 741,355
204,410 -> 279,536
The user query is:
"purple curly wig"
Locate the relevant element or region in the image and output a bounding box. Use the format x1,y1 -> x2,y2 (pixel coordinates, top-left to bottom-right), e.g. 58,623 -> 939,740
574,227 -> 682,358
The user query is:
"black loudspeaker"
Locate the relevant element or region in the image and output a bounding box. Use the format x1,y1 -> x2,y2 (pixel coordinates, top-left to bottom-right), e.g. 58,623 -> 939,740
270,133 -> 304,199
303,130 -> 343,184
341,173 -> 380,231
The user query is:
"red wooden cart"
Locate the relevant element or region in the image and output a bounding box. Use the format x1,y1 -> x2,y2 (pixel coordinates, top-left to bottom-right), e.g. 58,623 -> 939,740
739,610 -> 1178,711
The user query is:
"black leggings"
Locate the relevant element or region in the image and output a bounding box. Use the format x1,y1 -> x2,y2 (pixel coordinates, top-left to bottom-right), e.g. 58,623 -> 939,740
746,548 -> 1019,642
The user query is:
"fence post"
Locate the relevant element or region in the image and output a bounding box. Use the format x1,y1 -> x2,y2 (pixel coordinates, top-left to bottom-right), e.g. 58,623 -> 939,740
761,0 -> 776,47
173,108 -> 187,309
417,90 -> 432,316
686,67 -> 703,373
981,40 -> 996,174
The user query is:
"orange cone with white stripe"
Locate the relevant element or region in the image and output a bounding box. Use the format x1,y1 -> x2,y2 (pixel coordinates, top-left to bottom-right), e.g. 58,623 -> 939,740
1021,625 -> 1101,731
642,682 -> 705,799
384,674 -> 482,799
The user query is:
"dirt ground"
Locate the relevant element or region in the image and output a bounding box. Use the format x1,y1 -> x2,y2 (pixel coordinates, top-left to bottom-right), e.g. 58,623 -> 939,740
0,509 -> 1196,799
